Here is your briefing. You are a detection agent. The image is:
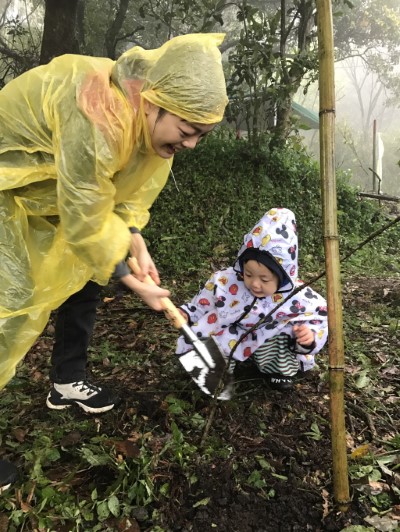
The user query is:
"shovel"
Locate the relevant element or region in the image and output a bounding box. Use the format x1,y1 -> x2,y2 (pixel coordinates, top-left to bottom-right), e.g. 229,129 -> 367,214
127,257 -> 233,400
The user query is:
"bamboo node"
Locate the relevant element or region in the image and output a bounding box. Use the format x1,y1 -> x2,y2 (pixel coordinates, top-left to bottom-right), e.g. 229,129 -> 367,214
319,108 -> 336,116
328,366 -> 345,371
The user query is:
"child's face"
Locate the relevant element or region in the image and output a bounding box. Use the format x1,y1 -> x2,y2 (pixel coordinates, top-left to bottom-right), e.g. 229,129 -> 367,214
243,260 -> 279,298
145,103 -> 216,158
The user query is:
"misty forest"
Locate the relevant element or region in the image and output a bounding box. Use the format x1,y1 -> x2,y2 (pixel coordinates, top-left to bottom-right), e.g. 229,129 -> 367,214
0,1 -> 399,531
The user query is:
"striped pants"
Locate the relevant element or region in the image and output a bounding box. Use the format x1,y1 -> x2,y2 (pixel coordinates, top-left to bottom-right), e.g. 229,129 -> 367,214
252,333 -> 300,376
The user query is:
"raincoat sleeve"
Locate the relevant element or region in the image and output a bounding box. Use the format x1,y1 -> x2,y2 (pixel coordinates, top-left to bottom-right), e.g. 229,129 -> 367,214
113,170 -> 170,230
180,273 -> 218,324
50,84 -> 132,283
289,286 -> 328,357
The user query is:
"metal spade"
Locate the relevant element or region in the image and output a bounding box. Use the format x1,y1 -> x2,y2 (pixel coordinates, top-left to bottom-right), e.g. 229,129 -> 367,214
127,257 -> 233,400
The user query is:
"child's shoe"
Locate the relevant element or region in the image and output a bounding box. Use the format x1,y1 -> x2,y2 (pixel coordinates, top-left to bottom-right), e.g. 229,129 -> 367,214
46,381 -> 118,413
265,373 -> 294,391
0,459 -> 18,493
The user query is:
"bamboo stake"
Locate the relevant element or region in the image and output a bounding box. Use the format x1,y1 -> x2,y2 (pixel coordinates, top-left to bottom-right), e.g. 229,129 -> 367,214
316,0 -> 350,510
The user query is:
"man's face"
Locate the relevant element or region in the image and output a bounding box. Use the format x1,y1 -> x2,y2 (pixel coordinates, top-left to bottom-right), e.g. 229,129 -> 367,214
145,104 -> 216,158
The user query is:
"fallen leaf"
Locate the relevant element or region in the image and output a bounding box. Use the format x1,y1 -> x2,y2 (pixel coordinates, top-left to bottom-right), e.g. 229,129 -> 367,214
364,514 -> 398,531
321,488 -> 330,518
105,439 -> 141,458
117,517 -> 140,531
32,371 -> 43,382
128,431 -> 142,443
12,427 -> 28,443
60,430 -> 82,448
351,444 -> 370,459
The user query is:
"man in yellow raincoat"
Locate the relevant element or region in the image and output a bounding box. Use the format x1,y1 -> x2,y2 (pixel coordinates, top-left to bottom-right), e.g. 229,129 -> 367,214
0,32 -> 228,433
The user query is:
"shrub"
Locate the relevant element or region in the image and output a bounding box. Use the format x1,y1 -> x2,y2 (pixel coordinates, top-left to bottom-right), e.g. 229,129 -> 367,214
143,134 -> 399,278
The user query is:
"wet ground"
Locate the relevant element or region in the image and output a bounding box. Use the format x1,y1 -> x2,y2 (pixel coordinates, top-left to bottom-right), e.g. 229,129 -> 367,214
1,275 -> 399,531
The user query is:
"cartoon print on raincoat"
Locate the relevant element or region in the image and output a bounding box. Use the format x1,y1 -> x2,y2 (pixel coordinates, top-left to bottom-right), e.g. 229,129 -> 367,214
176,208 -> 328,370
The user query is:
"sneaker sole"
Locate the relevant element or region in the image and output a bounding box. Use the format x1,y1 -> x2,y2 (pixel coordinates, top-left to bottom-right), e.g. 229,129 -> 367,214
46,397 -> 115,414
46,397 -> 72,410
75,401 -> 115,414
0,483 -> 11,493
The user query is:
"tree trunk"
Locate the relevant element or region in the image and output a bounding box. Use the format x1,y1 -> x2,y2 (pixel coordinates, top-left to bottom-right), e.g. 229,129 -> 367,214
39,0 -> 80,65
105,0 -> 131,59
76,0 -> 86,53
273,0 -> 316,142
274,93 -> 295,142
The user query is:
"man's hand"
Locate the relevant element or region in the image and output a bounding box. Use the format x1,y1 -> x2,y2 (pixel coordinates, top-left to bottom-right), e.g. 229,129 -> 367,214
119,233 -> 170,310
130,233 -> 160,285
119,273 -> 170,311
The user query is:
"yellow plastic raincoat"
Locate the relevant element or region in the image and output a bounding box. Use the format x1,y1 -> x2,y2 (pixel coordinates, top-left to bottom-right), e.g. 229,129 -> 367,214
0,33 -> 228,388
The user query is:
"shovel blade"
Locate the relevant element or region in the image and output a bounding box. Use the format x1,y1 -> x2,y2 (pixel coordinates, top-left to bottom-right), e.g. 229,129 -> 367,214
178,337 -> 233,400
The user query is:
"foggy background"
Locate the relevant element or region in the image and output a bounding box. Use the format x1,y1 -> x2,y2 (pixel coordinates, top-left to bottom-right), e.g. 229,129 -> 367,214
298,57 -> 400,197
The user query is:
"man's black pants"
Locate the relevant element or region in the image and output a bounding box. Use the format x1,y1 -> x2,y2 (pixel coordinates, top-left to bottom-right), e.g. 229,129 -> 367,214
50,281 -> 102,383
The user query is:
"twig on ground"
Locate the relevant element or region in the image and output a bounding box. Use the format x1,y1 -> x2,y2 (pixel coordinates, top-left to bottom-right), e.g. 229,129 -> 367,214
347,402 -> 378,440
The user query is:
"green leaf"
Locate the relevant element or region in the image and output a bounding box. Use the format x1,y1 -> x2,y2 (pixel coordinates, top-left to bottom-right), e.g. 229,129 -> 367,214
193,497 -> 210,508
97,500 -> 110,521
257,457 -> 271,470
107,495 -> 120,517
160,482 -> 170,496
304,422 -> 322,440
80,447 -> 111,466
271,473 -> 288,481
355,371 -> 370,389
40,486 -> 56,499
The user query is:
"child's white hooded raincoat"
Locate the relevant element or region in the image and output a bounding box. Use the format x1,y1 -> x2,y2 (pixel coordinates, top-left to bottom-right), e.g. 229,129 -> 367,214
177,208 -> 328,370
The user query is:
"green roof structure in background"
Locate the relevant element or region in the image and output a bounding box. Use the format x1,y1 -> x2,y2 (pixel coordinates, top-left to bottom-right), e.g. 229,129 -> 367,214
225,97 -> 319,131
291,101 -> 319,130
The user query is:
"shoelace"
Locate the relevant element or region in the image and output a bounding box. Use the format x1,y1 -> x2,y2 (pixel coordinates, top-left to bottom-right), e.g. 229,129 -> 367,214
72,381 -> 101,397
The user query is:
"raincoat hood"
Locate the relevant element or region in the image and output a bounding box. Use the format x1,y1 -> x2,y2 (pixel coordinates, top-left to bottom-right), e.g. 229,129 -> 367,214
112,33 -> 228,124
234,208 -> 298,293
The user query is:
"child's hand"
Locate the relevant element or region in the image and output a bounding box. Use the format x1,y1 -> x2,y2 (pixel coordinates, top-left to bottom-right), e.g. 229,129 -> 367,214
293,324 -> 315,347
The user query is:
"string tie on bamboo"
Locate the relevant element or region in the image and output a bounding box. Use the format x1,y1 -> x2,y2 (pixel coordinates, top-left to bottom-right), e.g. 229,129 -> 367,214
324,233 -> 340,241
319,108 -> 336,115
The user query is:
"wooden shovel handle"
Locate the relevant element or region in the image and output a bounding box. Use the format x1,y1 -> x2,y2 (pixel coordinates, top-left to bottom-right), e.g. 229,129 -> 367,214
127,257 -> 187,329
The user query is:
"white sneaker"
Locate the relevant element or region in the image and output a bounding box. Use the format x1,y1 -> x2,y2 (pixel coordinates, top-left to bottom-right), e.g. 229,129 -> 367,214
46,381 -> 118,413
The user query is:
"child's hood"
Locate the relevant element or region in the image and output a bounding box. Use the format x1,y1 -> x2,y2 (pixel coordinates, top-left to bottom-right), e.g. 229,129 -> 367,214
234,208 -> 298,293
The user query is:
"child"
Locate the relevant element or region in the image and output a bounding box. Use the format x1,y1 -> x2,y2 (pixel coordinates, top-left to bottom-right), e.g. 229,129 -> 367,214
0,33 -> 228,412
176,208 -> 328,391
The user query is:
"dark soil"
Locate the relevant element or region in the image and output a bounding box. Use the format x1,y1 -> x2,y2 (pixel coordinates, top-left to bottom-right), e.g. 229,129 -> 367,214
1,274 -> 399,531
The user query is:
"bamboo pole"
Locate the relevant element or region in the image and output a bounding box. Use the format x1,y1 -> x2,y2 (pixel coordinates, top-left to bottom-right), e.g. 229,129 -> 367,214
372,120 -> 377,192
316,0 -> 350,510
